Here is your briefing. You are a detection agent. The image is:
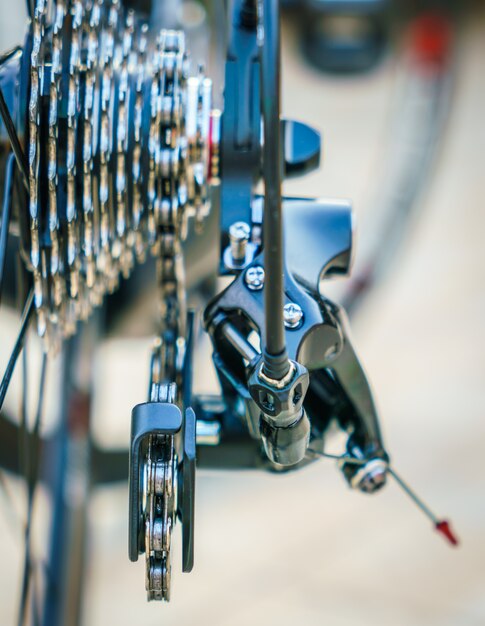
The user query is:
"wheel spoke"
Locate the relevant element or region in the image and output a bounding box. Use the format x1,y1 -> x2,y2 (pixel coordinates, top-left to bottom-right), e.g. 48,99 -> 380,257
0,84 -> 29,191
32,564 -> 42,626
28,352 -> 47,497
0,153 -> 15,305
26,0 -> 33,21
0,290 -> 35,412
17,351 -> 48,626
18,341 -> 29,531
17,536 -> 31,626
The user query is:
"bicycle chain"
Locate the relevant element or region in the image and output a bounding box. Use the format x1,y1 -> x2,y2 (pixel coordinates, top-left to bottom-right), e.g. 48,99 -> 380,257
145,357 -> 178,601
144,37 -> 186,600
26,0 -> 213,350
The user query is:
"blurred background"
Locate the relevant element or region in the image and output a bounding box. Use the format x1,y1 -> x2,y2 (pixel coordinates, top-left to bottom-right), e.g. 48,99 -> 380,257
0,0 -> 484,624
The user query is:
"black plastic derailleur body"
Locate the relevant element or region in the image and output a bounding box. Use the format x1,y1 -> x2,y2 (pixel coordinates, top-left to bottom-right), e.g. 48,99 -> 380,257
128,402 -> 196,572
205,0 -> 389,478
128,315 -> 197,576
204,241 -> 388,475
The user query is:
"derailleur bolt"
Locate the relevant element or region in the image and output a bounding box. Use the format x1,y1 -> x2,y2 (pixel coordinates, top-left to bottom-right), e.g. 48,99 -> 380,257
244,265 -> 264,291
229,221 -> 250,262
245,265 -> 265,290
283,302 -> 304,329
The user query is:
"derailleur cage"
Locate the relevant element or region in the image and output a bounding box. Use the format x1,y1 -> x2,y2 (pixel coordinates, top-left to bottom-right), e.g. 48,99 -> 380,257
128,399 -> 196,600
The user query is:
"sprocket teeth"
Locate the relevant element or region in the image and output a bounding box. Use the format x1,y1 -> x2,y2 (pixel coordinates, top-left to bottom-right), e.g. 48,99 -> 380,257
24,0 -> 212,349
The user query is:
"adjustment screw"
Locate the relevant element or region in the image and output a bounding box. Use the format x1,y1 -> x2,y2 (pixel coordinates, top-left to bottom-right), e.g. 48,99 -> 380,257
229,221 -> 250,262
284,302 -> 304,329
245,265 -> 265,291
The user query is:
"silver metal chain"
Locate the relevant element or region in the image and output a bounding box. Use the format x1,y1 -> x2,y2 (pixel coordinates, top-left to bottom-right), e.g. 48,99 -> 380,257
138,28 -> 210,604
144,430 -> 176,601
142,34 -> 187,596
145,345 -> 178,601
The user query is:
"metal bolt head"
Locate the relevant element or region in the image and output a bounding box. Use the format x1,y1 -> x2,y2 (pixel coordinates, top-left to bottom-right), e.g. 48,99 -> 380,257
283,302 -> 304,329
229,221 -> 251,263
350,459 -> 388,494
229,221 -> 250,243
245,265 -> 265,290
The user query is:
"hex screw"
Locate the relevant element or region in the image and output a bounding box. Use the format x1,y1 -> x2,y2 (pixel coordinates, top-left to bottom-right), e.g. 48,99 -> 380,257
229,221 -> 250,262
283,302 -> 304,329
245,265 -> 265,291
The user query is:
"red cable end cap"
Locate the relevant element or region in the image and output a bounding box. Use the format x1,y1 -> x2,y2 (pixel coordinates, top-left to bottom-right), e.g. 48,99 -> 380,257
435,520 -> 459,547
408,12 -> 453,68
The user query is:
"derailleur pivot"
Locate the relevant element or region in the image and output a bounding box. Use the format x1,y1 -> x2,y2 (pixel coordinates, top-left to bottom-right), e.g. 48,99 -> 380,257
247,356 -> 311,467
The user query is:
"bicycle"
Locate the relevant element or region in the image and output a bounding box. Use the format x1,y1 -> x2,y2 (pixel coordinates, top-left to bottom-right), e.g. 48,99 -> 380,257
0,0 -> 458,624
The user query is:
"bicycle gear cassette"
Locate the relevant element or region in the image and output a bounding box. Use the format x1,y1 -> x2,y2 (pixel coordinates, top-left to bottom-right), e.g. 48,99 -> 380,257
20,0 -> 213,348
